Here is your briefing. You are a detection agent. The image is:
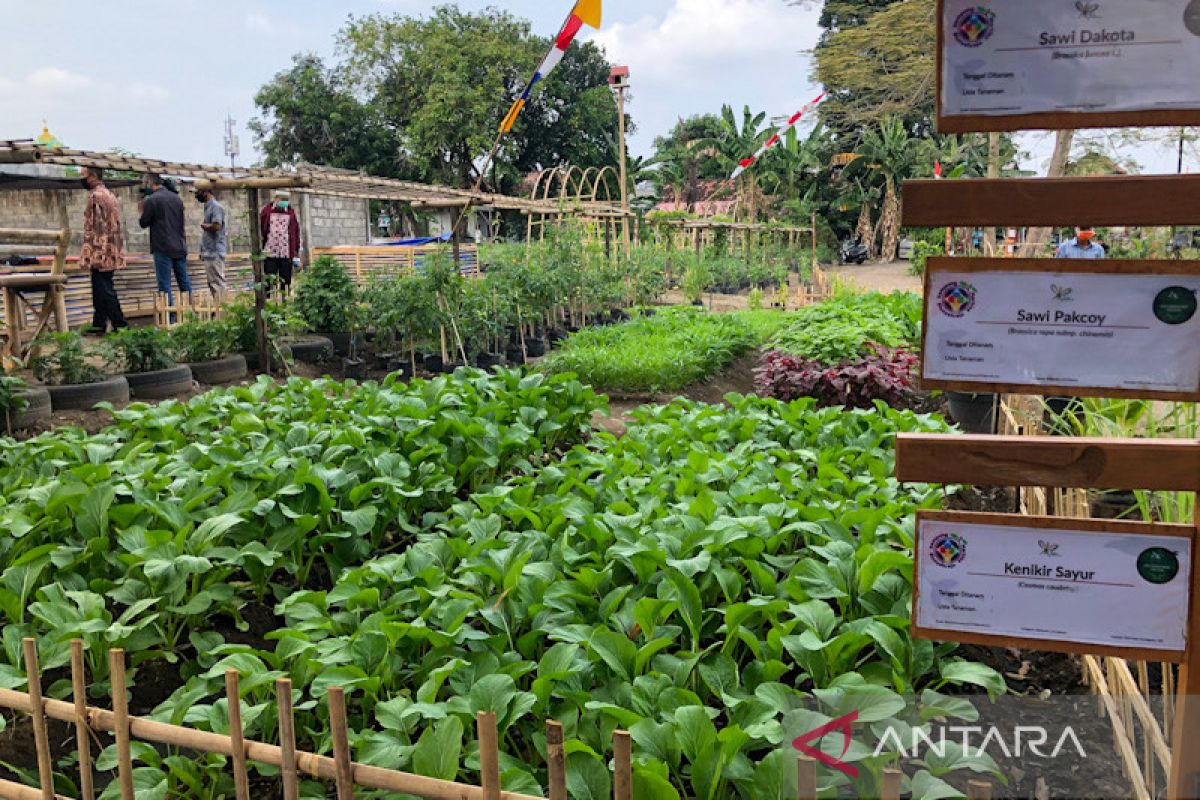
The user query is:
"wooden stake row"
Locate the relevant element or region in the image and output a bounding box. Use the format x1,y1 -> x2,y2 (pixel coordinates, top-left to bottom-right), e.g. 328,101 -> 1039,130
4,640 -> 637,800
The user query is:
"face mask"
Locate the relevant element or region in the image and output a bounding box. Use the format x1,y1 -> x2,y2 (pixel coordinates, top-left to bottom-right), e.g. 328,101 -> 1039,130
142,186 -> 155,197
277,201 -> 289,211
196,194 -> 207,204
80,178 -> 91,190
1077,232 -> 1095,243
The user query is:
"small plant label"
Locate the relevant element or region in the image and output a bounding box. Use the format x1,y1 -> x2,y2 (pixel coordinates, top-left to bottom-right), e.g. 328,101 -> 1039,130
921,258 -> 1200,400
913,511 -> 1195,659
938,0 -> 1200,131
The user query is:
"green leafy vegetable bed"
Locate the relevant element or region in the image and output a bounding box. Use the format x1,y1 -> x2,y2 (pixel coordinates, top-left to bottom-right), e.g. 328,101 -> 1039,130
0,373 -> 1002,799
540,308 -> 757,393
768,292 -> 922,365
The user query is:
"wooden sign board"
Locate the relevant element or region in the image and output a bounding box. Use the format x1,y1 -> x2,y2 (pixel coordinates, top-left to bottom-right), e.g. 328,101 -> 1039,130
913,511 -> 1196,662
936,0 -> 1200,133
920,258 -> 1200,401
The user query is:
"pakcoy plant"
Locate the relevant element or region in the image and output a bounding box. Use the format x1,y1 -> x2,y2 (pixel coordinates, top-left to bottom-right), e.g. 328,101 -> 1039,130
755,345 -> 919,410
0,375 -> 30,434
30,331 -> 106,386
104,326 -> 177,374
769,292 -> 921,365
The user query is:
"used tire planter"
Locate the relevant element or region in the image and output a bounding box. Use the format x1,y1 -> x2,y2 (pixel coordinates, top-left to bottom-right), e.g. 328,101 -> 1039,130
125,364 -> 194,400
188,354 -> 248,386
242,344 -> 293,372
945,391 -> 997,434
6,387 -> 51,430
46,376 -> 130,411
547,328 -> 568,346
286,336 -> 335,363
525,338 -> 547,358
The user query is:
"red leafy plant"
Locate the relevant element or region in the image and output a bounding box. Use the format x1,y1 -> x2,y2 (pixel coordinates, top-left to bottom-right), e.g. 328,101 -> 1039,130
754,344 -> 918,409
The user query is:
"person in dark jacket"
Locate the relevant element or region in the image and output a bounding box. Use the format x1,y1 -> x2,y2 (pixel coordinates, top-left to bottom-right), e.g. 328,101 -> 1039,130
259,190 -> 301,297
138,173 -> 192,306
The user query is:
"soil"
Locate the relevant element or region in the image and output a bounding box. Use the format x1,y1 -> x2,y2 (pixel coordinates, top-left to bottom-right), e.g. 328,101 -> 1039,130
829,259 -> 923,294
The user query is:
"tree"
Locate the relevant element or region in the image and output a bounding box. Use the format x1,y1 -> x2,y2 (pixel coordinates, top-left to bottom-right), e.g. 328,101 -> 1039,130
700,105 -> 771,220
843,116 -> 929,260
649,114 -> 727,208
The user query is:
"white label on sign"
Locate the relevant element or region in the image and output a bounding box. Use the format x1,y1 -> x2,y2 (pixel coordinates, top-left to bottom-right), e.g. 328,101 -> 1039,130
924,270 -> 1200,393
916,518 -> 1192,652
941,0 -> 1200,118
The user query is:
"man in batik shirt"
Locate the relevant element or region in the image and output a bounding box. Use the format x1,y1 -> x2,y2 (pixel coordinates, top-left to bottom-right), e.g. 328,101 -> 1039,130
80,167 -> 128,333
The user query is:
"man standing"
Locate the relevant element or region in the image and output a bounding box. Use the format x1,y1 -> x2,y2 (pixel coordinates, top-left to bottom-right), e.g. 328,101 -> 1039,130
79,167 -> 128,333
196,187 -> 228,305
259,190 -> 301,297
138,173 -> 191,305
1055,226 -> 1106,259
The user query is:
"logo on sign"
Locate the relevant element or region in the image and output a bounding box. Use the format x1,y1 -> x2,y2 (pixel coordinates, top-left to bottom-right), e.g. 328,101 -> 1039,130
953,7 -> 996,46
1137,548 -> 1180,585
937,281 -> 977,317
1039,540 -> 1061,557
1074,1 -> 1100,20
1152,286 -> 1198,325
1051,284 -> 1074,303
930,533 -> 968,568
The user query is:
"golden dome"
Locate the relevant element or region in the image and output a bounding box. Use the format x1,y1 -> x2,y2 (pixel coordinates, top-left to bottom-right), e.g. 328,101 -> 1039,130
34,122 -> 62,149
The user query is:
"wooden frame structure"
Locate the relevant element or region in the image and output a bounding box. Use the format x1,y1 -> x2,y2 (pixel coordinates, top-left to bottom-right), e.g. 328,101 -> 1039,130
0,227 -> 70,358
524,166 -> 634,250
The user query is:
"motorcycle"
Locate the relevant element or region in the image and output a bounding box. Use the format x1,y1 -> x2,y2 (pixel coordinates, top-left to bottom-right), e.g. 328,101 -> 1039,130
839,237 -> 869,265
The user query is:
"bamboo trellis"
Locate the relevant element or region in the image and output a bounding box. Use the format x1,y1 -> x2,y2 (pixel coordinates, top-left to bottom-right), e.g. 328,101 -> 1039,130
999,396 -> 1175,800
0,640 -> 628,800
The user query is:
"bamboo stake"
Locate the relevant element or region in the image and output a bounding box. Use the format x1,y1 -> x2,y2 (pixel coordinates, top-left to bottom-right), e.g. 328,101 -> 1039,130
21,639 -> 54,800
966,780 -> 993,800
613,731 -> 631,800
225,670 -> 251,800
881,769 -> 903,800
516,305 -> 528,362
108,650 -> 135,800
796,755 -> 817,800
0,688 -> 543,800
277,679 -> 299,800
545,721 -> 567,800
69,641 -> 94,800
328,687 -> 354,800
477,711 -> 501,800
0,778 -> 71,800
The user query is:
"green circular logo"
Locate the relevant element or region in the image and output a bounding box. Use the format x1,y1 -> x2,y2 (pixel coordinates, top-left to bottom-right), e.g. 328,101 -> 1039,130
1137,547 -> 1180,585
1153,287 -> 1198,325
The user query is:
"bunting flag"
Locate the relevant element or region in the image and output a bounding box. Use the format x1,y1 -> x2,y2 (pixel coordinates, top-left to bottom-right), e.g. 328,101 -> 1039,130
500,0 -> 603,134
730,92 -> 827,180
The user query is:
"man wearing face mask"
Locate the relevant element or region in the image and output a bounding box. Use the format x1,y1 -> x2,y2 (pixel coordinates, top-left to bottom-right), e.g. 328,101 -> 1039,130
259,190 -> 301,296
196,187 -> 228,305
1055,226 -> 1106,259
138,173 -> 192,306
79,167 -> 128,334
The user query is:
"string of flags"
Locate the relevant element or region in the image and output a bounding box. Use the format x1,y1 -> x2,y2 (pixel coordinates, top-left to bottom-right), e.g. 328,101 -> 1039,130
500,0 -> 603,134
730,92 -> 827,180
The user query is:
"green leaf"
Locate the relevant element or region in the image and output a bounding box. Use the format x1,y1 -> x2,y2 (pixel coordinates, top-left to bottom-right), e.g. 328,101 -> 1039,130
77,485 -> 115,539
939,661 -> 1006,700
632,763 -> 681,800
666,571 -> 704,649
909,769 -> 966,800
469,673 -> 518,721
412,716 -> 463,781
673,706 -> 717,763
588,628 -> 637,682
566,752 -> 611,800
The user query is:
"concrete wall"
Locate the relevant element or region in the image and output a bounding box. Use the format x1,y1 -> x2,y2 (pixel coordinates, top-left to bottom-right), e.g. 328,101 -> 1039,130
0,184 -> 369,257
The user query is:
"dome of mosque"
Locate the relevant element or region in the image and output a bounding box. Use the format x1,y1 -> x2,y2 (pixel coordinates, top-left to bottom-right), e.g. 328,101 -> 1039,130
34,123 -> 62,149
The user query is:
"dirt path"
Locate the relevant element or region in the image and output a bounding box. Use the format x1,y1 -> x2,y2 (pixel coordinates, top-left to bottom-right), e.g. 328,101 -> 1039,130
829,260 -> 923,294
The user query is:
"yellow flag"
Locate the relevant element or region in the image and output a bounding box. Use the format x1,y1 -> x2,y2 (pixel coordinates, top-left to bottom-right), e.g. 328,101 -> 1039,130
500,99 -> 527,134
572,0 -> 602,29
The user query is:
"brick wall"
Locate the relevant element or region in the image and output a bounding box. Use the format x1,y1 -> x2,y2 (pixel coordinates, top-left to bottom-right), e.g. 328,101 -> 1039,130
304,194 -> 369,249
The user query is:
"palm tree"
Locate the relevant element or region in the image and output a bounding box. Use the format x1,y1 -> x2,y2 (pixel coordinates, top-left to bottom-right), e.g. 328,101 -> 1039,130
843,116 -> 927,261
698,105 -> 771,221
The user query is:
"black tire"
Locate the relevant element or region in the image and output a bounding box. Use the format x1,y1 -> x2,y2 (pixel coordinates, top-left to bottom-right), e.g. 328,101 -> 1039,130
125,365 -> 195,400
46,376 -> 130,411
242,344 -> 293,372
319,331 -> 352,357
189,355 -> 248,385
6,387 -> 51,431
285,336 -> 335,363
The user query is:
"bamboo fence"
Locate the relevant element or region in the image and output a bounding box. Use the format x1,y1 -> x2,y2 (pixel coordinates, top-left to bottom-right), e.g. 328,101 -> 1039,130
999,396 -> 1174,800
0,640 -> 619,800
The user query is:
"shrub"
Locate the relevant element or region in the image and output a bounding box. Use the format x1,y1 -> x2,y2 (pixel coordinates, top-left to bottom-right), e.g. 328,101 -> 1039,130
0,375 -> 29,432
754,344 -> 918,409
31,331 -> 105,386
105,327 -> 176,374
171,318 -> 237,363
293,255 -> 356,333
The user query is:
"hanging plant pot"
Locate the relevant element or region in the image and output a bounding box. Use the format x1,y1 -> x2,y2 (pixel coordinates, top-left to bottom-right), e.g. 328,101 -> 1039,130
342,358 -> 368,380
945,391 -> 997,434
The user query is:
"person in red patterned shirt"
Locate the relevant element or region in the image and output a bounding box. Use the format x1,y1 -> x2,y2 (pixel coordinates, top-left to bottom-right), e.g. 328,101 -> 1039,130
79,167 -> 128,333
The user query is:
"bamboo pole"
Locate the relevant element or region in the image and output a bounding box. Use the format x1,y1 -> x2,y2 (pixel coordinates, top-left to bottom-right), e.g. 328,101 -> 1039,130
0,688 -> 543,800
69,641 -> 94,800
277,679 -> 300,800
0,229 -> 66,245
328,687 -> 355,800
225,670 -> 251,800
796,755 -> 817,800
0,778 -> 71,800
966,780 -> 993,799
21,639 -> 54,800
881,769 -> 903,800
546,721 -> 567,800
477,712 -> 501,800
108,650 -> 135,800
613,731 -> 631,800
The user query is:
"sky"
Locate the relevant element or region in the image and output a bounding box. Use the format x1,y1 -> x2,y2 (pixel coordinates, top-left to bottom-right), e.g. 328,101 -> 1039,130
0,0 -> 1190,175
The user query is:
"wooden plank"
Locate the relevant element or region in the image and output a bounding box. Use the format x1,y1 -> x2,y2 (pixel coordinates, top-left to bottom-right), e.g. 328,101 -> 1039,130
69,641 -> 95,800
546,721 -> 566,800
225,670 -> 251,800
277,679 -> 299,800
911,511 -> 1195,664
478,712 -> 501,800
895,434 -> 1200,492
109,649 -> 135,800
21,639 -> 54,800
613,731 -> 631,800
902,176 -> 1200,228
327,687 -> 354,800
796,756 -> 817,800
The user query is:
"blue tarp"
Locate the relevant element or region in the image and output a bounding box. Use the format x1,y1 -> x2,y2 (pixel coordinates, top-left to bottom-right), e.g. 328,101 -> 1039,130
379,232 -> 452,246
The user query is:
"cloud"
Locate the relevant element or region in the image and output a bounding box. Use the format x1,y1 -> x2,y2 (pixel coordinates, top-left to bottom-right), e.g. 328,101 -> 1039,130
26,67 -> 94,93
245,11 -> 272,34
585,0 -> 823,153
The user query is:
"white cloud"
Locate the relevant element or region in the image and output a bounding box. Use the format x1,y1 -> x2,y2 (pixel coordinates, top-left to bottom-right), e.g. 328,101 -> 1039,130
245,11 -> 273,34
26,67 -> 93,93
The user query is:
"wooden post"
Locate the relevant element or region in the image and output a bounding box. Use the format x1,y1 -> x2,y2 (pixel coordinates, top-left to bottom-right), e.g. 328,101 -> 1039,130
69,641 -> 94,800
225,670 -> 251,800
966,779 -> 993,800
1171,527 -> 1200,799
613,731 -> 631,800
108,649 -> 135,800
277,679 -> 299,800
477,711 -> 501,800
328,687 -> 354,800
21,639 -> 54,800
796,755 -> 817,800
881,769 -> 903,800
246,189 -> 268,372
546,721 -> 567,800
